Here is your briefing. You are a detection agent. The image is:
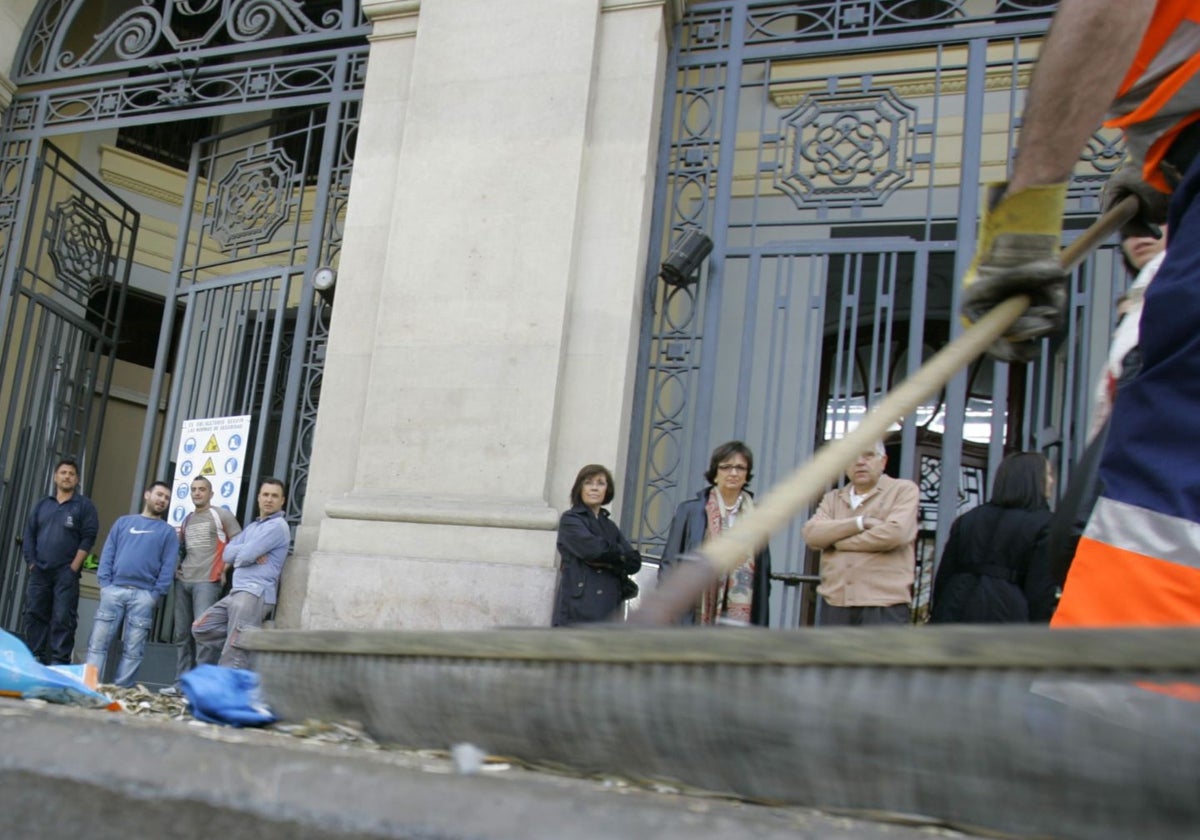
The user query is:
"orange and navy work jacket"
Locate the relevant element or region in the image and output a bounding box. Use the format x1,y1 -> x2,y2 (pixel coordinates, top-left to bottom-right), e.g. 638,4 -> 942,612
1105,0 -> 1200,191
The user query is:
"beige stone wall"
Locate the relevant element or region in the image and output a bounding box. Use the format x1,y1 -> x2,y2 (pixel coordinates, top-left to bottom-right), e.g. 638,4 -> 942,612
0,0 -> 671,632
276,0 -> 422,625
0,0 -> 37,109
287,0 -> 670,630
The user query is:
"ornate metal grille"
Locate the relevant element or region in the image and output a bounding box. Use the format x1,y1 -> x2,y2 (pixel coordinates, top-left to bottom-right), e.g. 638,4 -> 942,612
0,143 -> 138,631
772,85 -> 923,212
1,49 -> 368,136
141,99 -> 355,528
1,1 -> 365,537
17,0 -> 367,83
627,1 -> 1127,626
683,0 -> 1059,51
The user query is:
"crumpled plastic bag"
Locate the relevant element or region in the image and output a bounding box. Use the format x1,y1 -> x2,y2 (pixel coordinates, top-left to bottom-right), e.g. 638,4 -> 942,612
180,664 -> 276,727
0,629 -> 116,709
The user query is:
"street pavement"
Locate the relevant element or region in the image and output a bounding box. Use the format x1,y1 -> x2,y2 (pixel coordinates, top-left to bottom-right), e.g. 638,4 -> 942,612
0,696 -> 985,840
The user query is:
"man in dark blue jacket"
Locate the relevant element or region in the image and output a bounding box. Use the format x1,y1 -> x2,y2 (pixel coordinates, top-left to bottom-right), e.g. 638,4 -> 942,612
85,481 -> 179,686
22,457 -> 99,665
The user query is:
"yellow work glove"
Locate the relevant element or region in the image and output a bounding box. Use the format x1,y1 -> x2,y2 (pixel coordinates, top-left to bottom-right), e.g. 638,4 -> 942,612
961,182 -> 1068,363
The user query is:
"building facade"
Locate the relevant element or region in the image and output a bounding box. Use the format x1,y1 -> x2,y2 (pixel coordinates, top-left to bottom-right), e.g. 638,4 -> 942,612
0,1 -> 1126,635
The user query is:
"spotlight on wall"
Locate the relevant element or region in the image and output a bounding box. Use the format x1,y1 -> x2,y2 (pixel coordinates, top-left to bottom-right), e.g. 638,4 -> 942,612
659,228 -> 713,287
312,265 -> 337,304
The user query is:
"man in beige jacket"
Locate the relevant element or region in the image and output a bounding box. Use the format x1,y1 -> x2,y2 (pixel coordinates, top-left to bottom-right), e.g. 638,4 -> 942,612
802,441 -> 919,625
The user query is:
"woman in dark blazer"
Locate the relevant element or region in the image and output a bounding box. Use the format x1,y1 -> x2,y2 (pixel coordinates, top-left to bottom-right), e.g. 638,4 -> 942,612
552,464 -> 642,626
659,441 -> 771,626
931,451 -> 1058,623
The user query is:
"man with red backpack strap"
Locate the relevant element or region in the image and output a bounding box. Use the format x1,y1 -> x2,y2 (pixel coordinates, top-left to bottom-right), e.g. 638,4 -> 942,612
961,0 -> 1200,626
161,476 -> 241,695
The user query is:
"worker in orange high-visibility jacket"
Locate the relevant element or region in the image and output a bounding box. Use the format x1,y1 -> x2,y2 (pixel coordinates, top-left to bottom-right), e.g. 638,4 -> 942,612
959,0 -> 1200,626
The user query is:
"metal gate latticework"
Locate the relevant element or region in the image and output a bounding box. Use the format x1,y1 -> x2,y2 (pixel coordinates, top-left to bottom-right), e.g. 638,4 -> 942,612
137,97 -> 361,527
626,0 -> 1129,624
773,84 -> 921,211
0,143 -> 138,631
0,0 -> 367,638
18,0 -> 364,81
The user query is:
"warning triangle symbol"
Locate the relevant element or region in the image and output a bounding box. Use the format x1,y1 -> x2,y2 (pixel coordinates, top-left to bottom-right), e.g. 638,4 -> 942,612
203,434 -> 221,453
200,457 -> 217,476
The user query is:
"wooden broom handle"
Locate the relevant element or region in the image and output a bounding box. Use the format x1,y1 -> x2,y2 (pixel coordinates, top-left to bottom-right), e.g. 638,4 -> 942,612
630,195 -> 1140,624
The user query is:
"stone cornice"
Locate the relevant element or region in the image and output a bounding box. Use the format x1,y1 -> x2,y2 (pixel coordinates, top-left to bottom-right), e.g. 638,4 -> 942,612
602,0 -> 667,11
601,0 -> 677,26
326,493 -> 560,531
362,0 -> 419,21
98,144 -> 193,207
767,40 -> 1042,108
364,0 -> 418,41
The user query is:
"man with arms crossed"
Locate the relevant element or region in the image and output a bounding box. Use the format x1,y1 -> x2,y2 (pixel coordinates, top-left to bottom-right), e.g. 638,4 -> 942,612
803,442 -> 920,625
193,478 -> 290,669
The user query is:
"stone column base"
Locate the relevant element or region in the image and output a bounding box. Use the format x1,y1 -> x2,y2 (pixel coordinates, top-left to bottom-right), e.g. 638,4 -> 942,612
296,494 -> 561,630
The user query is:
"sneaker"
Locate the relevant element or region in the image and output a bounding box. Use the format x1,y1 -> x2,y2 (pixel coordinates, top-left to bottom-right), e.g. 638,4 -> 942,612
159,685 -> 180,697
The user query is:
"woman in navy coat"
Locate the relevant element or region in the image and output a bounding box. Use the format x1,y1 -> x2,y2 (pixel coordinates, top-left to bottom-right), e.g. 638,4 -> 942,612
552,464 -> 642,626
931,451 -> 1058,623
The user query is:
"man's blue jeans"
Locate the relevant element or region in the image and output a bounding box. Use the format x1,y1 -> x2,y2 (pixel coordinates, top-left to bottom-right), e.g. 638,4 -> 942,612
86,586 -> 157,687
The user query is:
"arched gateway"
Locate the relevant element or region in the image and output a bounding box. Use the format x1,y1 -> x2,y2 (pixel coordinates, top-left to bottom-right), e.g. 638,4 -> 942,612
0,0 -> 368,633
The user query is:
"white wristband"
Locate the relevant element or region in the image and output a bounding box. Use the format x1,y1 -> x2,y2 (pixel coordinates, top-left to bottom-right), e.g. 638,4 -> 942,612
856,514 -> 864,532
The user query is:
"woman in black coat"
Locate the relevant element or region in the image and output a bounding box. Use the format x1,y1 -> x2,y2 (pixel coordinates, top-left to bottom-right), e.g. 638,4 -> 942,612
552,464 -> 642,626
659,441 -> 771,626
931,451 -> 1058,623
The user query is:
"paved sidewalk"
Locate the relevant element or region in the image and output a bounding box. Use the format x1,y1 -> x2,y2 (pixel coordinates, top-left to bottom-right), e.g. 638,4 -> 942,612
0,697 -> 981,840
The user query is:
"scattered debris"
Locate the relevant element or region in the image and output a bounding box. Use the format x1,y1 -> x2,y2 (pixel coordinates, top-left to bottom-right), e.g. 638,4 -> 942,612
75,682 -> 979,837
0,630 -> 114,709
451,742 -> 486,775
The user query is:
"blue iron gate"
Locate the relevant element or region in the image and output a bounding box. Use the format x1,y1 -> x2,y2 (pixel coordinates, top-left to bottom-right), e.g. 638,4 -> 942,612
0,142 -> 139,631
0,0 -> 368,523
626,0 -> 1133,624
135,101 -> 358,526
0,1 -> 367,646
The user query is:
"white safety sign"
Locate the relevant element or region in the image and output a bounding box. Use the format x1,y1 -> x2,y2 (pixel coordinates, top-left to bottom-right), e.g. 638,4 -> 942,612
170,415 -> 252,526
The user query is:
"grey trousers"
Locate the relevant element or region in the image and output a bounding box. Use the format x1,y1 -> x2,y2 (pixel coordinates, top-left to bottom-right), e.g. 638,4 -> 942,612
819,602 -> 912,626
192,590 -> 265,670
172,579 -> 223,680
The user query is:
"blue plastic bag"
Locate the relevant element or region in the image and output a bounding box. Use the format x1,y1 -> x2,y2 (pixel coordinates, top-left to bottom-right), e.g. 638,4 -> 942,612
0,629 -> 114,709
180,664 -> 277,727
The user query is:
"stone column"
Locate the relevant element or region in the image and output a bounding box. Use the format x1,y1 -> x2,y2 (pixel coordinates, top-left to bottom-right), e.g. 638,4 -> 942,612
276,0 -> 421,625
291,0 -> 671,630
0,0 -> 38,110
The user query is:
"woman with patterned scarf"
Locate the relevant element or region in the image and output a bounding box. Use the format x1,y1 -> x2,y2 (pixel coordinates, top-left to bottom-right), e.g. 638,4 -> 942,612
659,441 -> 772,626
